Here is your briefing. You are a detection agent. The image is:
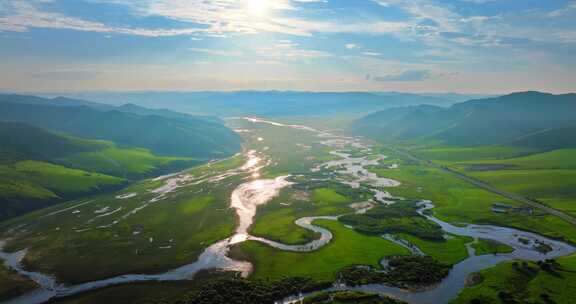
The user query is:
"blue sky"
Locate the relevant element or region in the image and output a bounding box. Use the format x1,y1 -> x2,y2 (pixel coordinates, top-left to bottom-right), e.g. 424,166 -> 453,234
0,0 -> 575,93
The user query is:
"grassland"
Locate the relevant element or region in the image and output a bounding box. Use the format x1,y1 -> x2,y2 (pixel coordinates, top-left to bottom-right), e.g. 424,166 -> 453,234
58,146 -> 195,179
250,187 -> 355,245
0,160 -> 125,201
0,135 -> 197,221
472,169 -> 576,210
397,234 -> 472,265
0,155 -> 247,283
2,116 -> 575,303
340,202 -> 445,241
0,263 -> 38,301
233,220 -> 409,281
414,146 -> 539,163
452,254 -> 576,303
413,146 -> 576,219
369,149 -> 576,244
471,239 -> 514,256
449,148 -> 576,170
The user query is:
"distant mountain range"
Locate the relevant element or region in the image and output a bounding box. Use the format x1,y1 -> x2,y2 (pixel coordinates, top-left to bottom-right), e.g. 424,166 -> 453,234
32,91 -> 491,117
0,94 -> 241,158
351,92 -> 576,148
0,94 -> 242,220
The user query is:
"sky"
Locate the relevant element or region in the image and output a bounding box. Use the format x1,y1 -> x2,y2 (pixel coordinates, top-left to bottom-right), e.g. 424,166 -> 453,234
0,0 -> 575,93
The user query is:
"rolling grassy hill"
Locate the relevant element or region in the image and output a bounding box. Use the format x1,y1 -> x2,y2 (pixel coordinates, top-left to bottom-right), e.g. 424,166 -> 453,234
0,121 -> 201,220
510,126 -> 576,149
0,121 -> 107,164
0,121 -> 197,178
0,159 -> 126,220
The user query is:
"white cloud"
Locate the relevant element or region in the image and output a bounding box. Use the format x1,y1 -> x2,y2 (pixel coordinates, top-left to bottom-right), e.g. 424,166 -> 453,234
547,1 -> 576,17
345,43 -> 358,49
0,0 -> 411,38
189,48 -> 243,57
0,1 -> 213,37
255,40 -> 332,60
373,0 -> 461,32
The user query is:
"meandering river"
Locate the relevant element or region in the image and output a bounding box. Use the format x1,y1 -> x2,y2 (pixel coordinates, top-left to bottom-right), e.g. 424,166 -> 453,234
1,117 -> 575,304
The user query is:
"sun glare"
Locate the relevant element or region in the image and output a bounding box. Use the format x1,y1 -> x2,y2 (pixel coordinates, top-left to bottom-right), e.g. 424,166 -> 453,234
246,0 -> 270,16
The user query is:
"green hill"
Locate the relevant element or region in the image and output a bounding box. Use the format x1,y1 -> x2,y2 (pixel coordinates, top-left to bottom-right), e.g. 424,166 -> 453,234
0,96 -> 241,159
0,121 -> 204,220
0,121 -> 107,163
0,121 -> 194,177
0,160 -> 126,220
352,92 -> 576,148
509,126 -> 576,149
0,94 -> 243,221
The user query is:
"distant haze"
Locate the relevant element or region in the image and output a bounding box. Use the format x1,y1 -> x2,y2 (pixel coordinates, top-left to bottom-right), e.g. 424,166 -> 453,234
27,91 -> 494,117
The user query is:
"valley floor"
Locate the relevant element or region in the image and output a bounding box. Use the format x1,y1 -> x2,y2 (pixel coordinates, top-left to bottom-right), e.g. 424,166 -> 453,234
1,117 -> 576,304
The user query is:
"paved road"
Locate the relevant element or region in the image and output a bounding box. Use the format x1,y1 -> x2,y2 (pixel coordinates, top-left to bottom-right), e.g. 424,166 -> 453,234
386,146 -> 576,226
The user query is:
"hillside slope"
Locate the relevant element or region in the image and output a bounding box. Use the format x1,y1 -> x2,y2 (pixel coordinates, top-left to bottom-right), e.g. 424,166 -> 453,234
0,121 -> 106,164
0,121 -> 201,220
0,95 -> 243,220
352,92 -> 576,148
0,98 -> 241,158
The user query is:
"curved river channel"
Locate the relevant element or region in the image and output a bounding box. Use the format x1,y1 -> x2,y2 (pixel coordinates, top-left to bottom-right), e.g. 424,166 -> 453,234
1,117 -> 575,304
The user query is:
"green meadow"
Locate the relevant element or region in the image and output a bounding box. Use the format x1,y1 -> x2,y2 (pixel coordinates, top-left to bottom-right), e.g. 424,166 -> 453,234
397,234 -> 472,265
0,155 -> 247,284
416,146 -> 576,218
0,160 -> 125,201
414,146 -> 537,163
251,187 -> 354,245
452,254 -> 576,303
58,146 -> 195,179
471,239 -> 514,256
234,220 -> 409,281
0,133 -> 198,221
369,149 -> 576,244
450,148 -> 576,170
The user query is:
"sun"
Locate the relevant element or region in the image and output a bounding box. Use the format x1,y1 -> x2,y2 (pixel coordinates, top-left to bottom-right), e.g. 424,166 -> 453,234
246,0 -> 270,16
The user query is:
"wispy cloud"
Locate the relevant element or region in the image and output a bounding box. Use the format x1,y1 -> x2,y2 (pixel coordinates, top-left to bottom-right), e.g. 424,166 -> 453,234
0,1 -> 211,37
371,69 -> 433,82
0,0 -> 411,38
547,1 -> 576,17
255,40 -> 332,60
189,48 -> 243,57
